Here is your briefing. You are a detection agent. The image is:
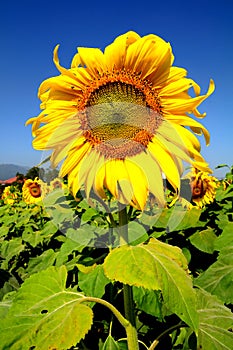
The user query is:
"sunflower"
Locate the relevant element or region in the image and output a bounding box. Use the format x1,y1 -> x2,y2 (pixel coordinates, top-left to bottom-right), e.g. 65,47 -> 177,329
50,177 -> 64,190
26,31 -> 214,210
1,186 -> 18,205
22,177 -> 47,204
186,168 -> 218,208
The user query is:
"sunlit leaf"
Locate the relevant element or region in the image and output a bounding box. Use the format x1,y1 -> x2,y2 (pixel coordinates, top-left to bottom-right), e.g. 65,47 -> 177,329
0,225 -> 9,238
168,206 -> 204,232
196,288 -> 233,349
102,335 -> 120,350
39,220 -> 58,238
189,227 -> 217,254
0,266 -> 93,349
82,207 -> 99,222
22,226 -> 44,247
104,238 -> 198,331
78,264 -> 110,298
195,246 -> 233,304
0,238 -> 25,269
55,237 -> 84,266
66,225 -> 96,245
0,300 -> 11,319
23,249 -> 58,278
127,221 -> 148,245
214,222 -> 233,251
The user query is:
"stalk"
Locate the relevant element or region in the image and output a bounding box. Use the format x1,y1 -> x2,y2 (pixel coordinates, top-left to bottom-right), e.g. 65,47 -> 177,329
118,202 -> 139,350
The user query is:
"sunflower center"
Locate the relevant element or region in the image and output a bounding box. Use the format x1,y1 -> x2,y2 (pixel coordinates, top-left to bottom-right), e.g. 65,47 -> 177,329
191,178 -> 207,199
82,80 -> 162,159
29,183 -> 41,198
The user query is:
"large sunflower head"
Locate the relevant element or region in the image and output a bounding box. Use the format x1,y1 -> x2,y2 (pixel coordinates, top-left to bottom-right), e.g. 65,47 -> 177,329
26,31 -> 214,210
22,177 -> 47,204
186,167 -> 218,208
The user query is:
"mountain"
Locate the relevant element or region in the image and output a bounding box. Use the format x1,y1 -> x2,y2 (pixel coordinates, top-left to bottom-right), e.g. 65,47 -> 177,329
0,164 -> 30,180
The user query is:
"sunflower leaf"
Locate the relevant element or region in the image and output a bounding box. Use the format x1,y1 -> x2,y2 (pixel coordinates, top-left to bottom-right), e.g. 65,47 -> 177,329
102,335 -> 120,350
0,238 -> 25,270
133,286 -> 163,319
214,222 -> 233,251
0,266 -> 93,350
78,264 -> 110,298
188,227 -> 217,254
196,288 -> 233,349
195,246 -> 233,304
103,238 -> 198,331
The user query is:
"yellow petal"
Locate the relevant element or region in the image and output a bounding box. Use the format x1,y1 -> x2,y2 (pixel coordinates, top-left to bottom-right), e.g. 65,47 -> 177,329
113,160 -> 133,206
161,79 -> 215,117
124,159 -> 148,210
132,152 -> 165,207
94,161 -> 107,199
78,47 -> 107,75
148,139 -> 180,192
60,140 -> 91,177
104,31 -> 140,70
126,34 -> 173,84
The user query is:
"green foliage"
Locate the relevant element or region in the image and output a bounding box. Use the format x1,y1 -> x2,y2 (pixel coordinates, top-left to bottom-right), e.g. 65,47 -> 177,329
196,289 -> 233,349
101,335 -> 120,349
78,264 -> 110,298
0,266 -> 93,350
195,246 -> 233,304
0,166 -> 233,349
104,238 -> 198,332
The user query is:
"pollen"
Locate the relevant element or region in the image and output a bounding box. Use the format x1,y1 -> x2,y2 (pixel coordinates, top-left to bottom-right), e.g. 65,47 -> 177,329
79,71 -> 163,159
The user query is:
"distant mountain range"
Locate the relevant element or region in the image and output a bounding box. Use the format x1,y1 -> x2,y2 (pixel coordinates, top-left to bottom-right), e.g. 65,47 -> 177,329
0,164 -> 30,180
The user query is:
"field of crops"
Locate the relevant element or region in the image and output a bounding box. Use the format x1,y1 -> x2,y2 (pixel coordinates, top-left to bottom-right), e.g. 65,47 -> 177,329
0,166 -> 232,350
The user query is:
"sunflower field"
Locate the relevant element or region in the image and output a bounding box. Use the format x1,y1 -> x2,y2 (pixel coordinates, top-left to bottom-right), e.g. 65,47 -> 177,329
1,31 -> 233,350
0,165 -> 233,350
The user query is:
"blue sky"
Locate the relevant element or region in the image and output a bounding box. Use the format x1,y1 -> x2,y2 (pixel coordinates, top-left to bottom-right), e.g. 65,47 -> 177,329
1,0 -> 232,178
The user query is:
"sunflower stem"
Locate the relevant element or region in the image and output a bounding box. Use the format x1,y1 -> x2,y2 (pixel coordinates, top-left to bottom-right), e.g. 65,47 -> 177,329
118,203 -> 139,350
118,203 -> 128,245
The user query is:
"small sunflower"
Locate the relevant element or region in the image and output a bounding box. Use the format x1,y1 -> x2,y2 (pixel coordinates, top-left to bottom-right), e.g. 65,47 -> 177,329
186,168 -> 218,208
22,177 -> 47,204
50,177 -> 64,190
26,31 -> 214,210
1,186 -> 18,205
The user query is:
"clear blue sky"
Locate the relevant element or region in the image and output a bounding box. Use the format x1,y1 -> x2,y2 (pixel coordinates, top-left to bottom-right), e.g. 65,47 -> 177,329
1,0 -> 232,178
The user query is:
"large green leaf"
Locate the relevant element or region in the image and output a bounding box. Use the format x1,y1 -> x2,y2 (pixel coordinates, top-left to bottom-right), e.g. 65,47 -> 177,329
195,246 -> 233,304
214,222 -> 233,251
139,206 -> 204,232
103,238 -> 198,331
167,206 -> 204,232
0,266 -> 93,350
66,225 -> 96,245
133,286 -> 162,319
22,249 -> 58,278
127,221 -> 148,245
0,225 -> 9,238
196,288 -> 233,349
189,227 -> 217,254
55,237 -> 84,266
0,238 -> 25,269
22,225 -> 44,247
78,264 -> 110,298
